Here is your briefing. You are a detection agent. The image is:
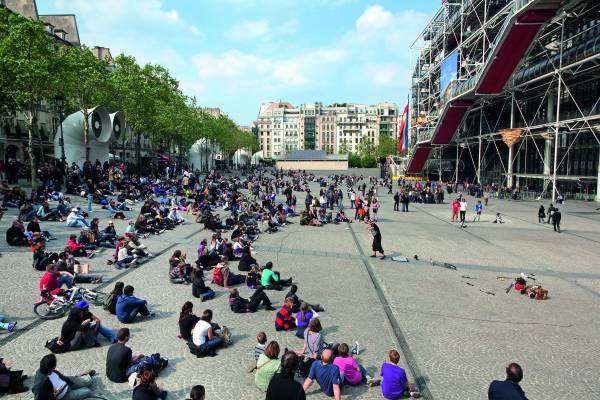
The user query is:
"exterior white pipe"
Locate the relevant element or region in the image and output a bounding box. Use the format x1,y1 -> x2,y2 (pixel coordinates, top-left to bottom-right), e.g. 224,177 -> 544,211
54,106 -> 112,165
109,111 -> 125,143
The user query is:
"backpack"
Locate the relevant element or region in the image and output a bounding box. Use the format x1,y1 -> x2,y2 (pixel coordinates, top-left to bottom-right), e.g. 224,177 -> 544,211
211,267 -> 224,286
103,292 -> 118,314
45,337 -> 68,353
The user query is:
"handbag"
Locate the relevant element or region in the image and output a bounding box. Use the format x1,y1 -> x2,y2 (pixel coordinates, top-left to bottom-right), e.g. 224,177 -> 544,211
298,357 -> 315,377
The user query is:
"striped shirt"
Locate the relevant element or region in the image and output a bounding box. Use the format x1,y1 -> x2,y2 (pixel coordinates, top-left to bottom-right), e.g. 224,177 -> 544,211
255,343 -> 266,361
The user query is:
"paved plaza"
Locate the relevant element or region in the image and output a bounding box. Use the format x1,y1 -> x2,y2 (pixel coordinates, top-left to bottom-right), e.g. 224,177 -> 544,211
1,178 -> 600,399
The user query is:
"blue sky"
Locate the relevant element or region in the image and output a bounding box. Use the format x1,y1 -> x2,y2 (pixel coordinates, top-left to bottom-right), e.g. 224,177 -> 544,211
38,0 -> 440,125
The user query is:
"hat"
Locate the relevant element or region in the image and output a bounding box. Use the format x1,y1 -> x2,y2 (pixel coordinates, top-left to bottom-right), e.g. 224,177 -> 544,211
71,208 -> 79,212
108,221 -> 114,225
75,300 -> 89,309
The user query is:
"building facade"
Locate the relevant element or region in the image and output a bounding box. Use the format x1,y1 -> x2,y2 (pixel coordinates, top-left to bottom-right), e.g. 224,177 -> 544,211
407,0 -> 600,201
254,101 -> 398,159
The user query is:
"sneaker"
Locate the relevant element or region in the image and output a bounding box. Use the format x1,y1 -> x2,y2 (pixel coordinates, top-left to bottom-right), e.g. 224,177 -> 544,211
351,341 -> 359,355
366,377 -> 381,387
7,321 -> 17,332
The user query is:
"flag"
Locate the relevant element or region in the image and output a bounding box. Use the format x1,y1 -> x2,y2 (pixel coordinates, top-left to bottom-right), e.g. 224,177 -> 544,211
398,99 -> 409,153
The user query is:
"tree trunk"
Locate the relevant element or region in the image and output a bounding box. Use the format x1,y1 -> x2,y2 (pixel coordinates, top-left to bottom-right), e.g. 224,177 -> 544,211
27,109 -> 38,190
136,132 -> 141,172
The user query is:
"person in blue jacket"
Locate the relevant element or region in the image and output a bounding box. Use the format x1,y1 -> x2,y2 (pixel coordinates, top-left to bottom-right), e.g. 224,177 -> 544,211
116,285 -> 154,323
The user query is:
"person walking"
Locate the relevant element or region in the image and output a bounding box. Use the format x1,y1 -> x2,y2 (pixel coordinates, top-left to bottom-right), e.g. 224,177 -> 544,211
553,208 -> 562,233
473,200 -> 482,222
546,203 -> 555,224
393,192 -> 399,212
537,205 -> 545,224
459,198 -> 467,226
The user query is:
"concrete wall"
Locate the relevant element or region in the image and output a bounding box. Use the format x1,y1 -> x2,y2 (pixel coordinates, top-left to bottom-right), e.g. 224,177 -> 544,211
276,160 -> 348,170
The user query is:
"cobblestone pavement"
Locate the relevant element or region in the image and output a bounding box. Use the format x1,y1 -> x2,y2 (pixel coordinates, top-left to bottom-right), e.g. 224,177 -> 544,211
1,182 -> 599,399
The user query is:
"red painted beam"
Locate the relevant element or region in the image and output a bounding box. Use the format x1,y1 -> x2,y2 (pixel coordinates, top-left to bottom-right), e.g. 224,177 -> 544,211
478,9 -> 557,94
431,99 -> 474,145
406,143 -> 433,174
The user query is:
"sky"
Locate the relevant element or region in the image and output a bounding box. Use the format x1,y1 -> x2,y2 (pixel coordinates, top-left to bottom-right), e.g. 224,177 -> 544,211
37,0 -> 440,125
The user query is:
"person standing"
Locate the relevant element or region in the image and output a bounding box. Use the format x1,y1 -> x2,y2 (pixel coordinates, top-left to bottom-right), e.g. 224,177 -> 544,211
537,205 -> 545,224
488,363 -> 528,400
368,220 -> 385,260
473,200 -> 482,222
459,198 -> 468,226
451,199 -> 460,223
546,203 -> 555,224
393,192 -> 400,212
553,208 -> 562,233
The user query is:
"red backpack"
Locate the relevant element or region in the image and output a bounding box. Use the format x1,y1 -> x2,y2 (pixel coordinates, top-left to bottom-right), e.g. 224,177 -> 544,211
211,267 -> 224,286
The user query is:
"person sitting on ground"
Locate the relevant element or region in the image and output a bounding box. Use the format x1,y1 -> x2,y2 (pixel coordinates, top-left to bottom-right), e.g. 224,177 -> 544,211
103,282 -> 124,315
211,257 -> 245,288
67,234 -> 92,258
178,302 -> 199,342
32,237 -> 59,272
117,238 -> 139,269
76,300 -> 116,344
0,356 -> 28,394
66,208 -> 90,228
106,328 -> 161,384
187,385 -> 206,400
380,349 -> 418,399
254,331 -> 267,362
255,340 -> 281,392
237,246 -> 257,272
302,348 -> 341,400
246,265 -> 261,288
132,365 -> 167,400
296,318 -> 332,360
6,221 -> 29,246
169,250 -> 192,283
228,287 -> 275,313
166,207 -> 184,225
39,264 -> 73,296
32,353 -> 96,400
59,308 -> 99,351
266,351 -> 305,400
295,302 -> 318,339
286,284 -> 323,313
334,343 -> 377,386
191,309 -> 224,356
191,268 -> 215,301
37,201 -> 61,222
488,362 -> 528,400
261,261 -> 292,291
493,212 -> 504,224
274,297 -> 296,331
126,234 -> 153,258
116,285 -> 154,323
26,217 -> 56,241
55,252 -> 102,284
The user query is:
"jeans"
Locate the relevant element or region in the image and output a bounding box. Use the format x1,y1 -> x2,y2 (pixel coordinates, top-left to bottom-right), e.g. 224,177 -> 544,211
57,274 -> 73,289
67,219 -> 90,228
64,375 -> 94,400
121,304 -> 150,323
94,323 -> 116,343
87,194 -> 93,212
203,336 -> 224,351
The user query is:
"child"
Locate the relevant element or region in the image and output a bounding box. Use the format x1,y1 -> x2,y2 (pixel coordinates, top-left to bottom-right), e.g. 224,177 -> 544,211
250,331 -> 267,371
473,200 -> 482,222
246,265 -> 261,289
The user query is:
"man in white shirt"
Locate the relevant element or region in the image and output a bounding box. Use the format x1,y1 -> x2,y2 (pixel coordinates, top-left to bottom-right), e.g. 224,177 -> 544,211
32,353 -> 95,400
459,198 -> 468,226
192,309 -> 224,356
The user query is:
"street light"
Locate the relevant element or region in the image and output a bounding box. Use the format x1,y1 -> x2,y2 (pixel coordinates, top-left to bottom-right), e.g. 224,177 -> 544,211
54,94 -> 67,187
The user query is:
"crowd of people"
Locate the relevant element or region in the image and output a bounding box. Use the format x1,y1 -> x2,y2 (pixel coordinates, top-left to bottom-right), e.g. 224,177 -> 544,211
0,162 -> 532,399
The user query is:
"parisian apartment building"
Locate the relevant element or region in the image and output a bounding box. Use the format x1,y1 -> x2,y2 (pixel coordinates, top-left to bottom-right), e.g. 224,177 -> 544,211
254,101 -> 398,159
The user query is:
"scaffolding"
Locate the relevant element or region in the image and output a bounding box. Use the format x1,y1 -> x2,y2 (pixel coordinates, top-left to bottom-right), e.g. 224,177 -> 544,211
408,0 -> 600,201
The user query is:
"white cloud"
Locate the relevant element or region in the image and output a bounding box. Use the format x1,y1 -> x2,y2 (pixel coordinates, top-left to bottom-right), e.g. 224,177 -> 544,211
364,64 -> 404,87
276,19 -> 299,35
189,25 -> 203,37
227,19 -> 270,41
356,5 -> 394,31
163,10 -> 180,23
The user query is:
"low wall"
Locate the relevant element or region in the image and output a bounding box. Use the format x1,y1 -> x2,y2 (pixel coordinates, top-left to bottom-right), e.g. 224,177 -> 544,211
276,160 -> 348,170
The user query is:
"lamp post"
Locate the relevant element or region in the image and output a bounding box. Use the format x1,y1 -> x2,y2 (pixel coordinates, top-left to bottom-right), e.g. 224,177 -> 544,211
54,94 -> 67,187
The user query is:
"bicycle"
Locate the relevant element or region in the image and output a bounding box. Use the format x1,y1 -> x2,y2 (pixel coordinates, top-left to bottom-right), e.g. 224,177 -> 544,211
34,286 -> 107,320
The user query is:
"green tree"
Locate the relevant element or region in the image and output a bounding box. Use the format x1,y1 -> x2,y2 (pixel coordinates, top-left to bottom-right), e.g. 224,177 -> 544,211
376,133 -> 398,159
357,137 -> 376,157
0,10 -> 61,188
59,45 -> 111,161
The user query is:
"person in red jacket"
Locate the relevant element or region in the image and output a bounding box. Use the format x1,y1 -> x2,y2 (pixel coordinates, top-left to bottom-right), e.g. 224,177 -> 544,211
39,264 -> 73,295
67,234 -> 93,258
275,297 -> 296,331
451,199 -> 460,223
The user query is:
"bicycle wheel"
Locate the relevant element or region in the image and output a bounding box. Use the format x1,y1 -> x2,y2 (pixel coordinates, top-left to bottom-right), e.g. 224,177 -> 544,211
82,291 -> 107,306
34,301 -> 69,320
